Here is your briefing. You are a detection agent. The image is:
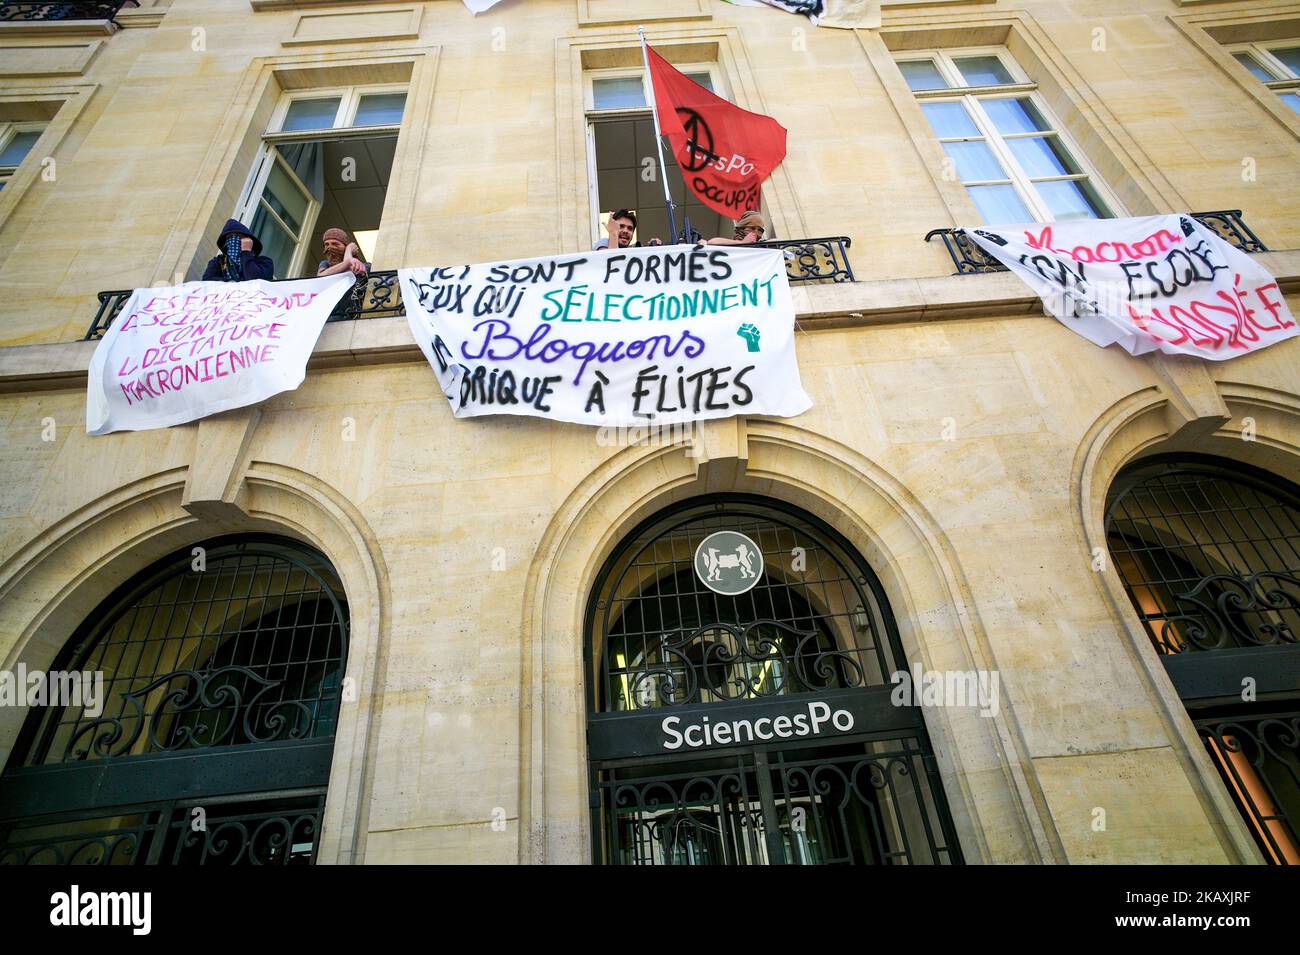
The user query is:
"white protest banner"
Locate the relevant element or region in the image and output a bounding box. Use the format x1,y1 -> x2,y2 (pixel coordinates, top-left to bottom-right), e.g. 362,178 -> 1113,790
399,245 -> 812,427
721,0 -> 880,28
962,214 -> 1296,359
86,274 -> 355,436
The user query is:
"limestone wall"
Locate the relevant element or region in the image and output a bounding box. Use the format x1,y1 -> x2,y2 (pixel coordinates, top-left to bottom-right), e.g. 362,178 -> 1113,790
1,0 -> 1299,863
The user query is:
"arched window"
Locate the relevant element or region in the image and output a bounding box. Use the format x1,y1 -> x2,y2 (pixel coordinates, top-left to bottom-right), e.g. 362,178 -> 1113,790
0,536 -> 349,865
1106,455 -> 1300,865
586,496 -> 963,866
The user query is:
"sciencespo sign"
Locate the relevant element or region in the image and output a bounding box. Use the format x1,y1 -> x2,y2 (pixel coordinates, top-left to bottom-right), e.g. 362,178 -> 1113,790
585,689 -> 912,761
661,699 -> 853,750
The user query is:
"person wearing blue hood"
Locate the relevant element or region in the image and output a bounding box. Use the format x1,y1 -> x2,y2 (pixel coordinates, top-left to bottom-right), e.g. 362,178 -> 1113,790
202,219 -> 276,282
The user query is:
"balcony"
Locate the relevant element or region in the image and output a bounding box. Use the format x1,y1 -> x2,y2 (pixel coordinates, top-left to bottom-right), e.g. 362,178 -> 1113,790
83,236 -> 855,340
756,236 -> 854,283
0,1 -> 138,22
924,210 -> 1268,276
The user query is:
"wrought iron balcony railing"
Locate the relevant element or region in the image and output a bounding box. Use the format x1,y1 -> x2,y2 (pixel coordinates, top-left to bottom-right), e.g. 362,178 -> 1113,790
83,237 -> 855,340
757,236 -> 854,283
924,210 -> 1268,276
84,270 -> 400,341
0,1 -> 138,21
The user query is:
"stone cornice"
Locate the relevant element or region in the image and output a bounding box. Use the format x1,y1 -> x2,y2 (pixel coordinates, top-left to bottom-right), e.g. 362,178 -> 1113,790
0,20 -> 117,37
0,5 -> 165,35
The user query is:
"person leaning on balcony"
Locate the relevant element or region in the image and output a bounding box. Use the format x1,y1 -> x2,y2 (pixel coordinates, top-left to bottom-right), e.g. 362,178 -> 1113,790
316,227 -> 368,278
698,209 -> 766,247
594,209 -> 662,251
202,219 -> 275,282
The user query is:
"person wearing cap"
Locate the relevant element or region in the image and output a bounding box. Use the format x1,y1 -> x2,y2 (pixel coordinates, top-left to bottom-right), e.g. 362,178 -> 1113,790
594,209 -> 662,251
316,227 -> 368,278
202,219 -> 275,282
699,210 -> 767,247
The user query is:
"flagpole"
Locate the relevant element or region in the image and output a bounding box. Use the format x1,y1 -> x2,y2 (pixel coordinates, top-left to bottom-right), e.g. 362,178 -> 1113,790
638,26 -> 679,243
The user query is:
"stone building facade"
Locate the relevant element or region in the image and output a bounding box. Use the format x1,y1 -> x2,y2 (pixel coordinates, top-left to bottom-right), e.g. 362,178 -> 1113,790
0,0 -> 1298,864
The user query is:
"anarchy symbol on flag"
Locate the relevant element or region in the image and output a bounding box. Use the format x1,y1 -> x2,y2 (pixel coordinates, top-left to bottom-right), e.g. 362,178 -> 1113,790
646,43 -> 787,218
678,108 -> 717,172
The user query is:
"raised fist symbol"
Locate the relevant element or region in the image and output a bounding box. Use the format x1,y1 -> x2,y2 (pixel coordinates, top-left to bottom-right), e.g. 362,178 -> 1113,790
737,323 -> 760,353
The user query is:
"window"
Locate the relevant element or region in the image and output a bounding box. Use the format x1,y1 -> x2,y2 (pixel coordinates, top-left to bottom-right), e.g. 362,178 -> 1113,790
269,85 -> 408,134
897,49 -> 1117,225
1106,455 -> 1300,865
0,122 -> 45,192
0,537 -> 350,866
234,84 -> 407,277
591,70 -> 714,110
586,66 -> 733,247
1227,41 -> 1300,116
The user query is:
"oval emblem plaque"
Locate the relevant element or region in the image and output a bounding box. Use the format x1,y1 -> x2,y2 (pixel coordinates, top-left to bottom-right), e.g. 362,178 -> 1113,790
693,530 -> 764,596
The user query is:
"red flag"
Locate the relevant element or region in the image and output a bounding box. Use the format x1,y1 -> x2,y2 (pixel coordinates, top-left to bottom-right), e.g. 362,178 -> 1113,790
646,45 -> 788,221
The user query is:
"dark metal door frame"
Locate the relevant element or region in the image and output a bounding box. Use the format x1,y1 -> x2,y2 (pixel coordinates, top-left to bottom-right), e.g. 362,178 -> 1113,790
583,494 -> 964,865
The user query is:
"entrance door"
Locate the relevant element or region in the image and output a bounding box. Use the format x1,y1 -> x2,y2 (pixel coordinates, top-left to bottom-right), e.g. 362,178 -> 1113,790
585,496 -> 962,865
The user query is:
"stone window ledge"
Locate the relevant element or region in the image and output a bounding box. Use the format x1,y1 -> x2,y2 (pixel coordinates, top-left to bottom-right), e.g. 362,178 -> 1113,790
0,5 -> 164,34
0,19 -> 117,36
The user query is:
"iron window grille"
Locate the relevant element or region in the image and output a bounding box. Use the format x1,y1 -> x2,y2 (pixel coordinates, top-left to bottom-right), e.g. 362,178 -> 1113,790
592,503 -> 900,712
0,791 -> 326,865
1106,454 -> 1300,865
1195,707 -> 1300,866
0,535 -> 350,865
597,739 -> 954,866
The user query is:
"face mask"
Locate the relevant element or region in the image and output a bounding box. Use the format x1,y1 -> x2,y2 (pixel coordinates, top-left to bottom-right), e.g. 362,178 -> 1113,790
222,233 -> 244,280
